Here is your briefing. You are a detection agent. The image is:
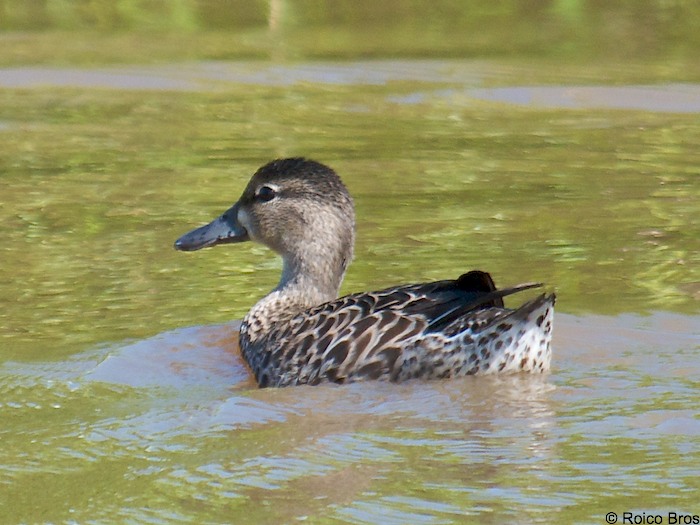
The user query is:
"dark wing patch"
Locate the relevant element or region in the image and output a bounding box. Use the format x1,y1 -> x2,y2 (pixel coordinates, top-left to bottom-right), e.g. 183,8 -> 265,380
456,270 -> 503,308
424,282 -> 544,332
325,339 -> 350,364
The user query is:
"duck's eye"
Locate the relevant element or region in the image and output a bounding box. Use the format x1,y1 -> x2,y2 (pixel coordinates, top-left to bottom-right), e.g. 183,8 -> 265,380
256,185 -> 277,202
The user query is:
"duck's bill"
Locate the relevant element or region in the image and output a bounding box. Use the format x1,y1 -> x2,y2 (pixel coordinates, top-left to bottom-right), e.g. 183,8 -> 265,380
174,205 -> 249,251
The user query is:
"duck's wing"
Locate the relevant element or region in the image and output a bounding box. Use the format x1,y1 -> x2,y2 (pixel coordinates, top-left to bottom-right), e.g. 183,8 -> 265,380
276,271 -> 545,385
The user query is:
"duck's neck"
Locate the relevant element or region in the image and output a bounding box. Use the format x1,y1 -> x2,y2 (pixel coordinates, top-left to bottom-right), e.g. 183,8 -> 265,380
242,240 -> 353,343
278,251 -> 345,303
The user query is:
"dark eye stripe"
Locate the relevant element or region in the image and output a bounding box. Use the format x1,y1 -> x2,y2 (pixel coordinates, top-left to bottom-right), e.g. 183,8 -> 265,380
256,185 -> 277,202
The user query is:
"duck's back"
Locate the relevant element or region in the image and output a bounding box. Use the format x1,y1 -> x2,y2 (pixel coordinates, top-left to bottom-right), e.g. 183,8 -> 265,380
240,271 -> 555,387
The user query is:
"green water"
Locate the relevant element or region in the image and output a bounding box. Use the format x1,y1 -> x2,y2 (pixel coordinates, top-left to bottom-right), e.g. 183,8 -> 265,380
1,2 -> 699,524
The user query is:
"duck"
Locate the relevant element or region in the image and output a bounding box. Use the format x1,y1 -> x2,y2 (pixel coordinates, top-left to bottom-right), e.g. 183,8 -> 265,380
175,158 -> 555,387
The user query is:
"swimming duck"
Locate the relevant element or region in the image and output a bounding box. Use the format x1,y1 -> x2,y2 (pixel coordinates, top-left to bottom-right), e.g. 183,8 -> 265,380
175,158 -> 555,387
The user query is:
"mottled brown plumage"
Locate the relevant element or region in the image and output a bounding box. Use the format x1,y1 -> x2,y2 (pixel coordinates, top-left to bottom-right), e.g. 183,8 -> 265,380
175,158 -> 555,387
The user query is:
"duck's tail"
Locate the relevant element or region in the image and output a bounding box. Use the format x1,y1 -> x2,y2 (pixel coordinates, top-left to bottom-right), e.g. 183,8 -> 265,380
474,292 -> 556,374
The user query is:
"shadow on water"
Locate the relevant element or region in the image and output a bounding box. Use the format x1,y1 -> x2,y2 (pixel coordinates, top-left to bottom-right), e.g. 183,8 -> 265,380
85,321 -> 251,390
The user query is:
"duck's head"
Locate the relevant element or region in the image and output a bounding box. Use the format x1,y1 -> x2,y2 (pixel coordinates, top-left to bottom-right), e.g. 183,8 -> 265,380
175,158 -> 356,297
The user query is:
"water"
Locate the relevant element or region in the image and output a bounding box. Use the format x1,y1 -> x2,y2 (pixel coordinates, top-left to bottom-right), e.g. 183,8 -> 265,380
2,313 -> 698,523
1,2 -> 700,524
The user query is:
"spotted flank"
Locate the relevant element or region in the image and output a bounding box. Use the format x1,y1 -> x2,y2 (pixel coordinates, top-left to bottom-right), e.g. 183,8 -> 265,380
175,158 -> 555,387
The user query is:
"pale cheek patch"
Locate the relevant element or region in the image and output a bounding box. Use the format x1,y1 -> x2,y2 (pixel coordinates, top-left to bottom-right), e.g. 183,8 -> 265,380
237,208 -> 255,240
